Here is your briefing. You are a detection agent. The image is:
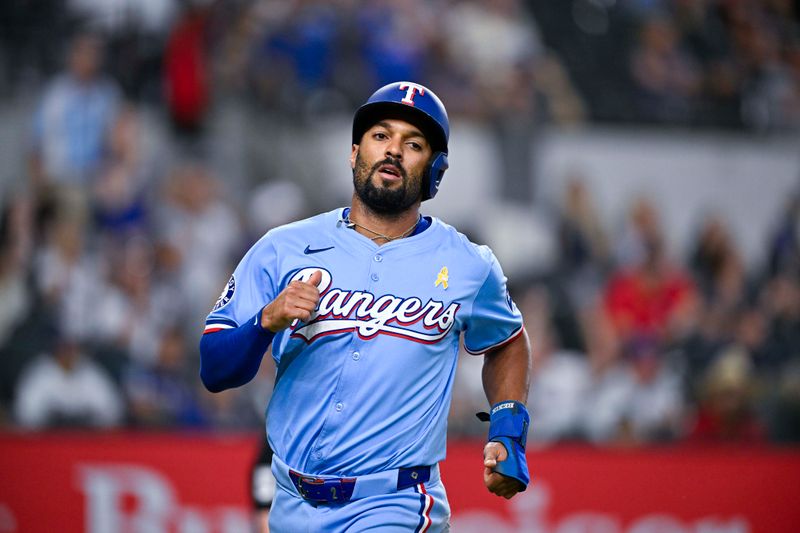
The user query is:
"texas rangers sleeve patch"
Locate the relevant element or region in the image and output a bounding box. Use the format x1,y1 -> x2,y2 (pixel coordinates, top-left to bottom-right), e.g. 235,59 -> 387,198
212,275 -> 236,312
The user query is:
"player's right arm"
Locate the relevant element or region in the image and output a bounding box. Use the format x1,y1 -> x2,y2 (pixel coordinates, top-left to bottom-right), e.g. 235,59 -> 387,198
199,316 -> 273,393
199,270 -> 322,393
198,228 -> 322,393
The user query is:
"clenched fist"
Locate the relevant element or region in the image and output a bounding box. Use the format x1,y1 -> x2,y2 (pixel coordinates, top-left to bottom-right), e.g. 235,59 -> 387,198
260,270 -> 322,332
483,441 -> 524,499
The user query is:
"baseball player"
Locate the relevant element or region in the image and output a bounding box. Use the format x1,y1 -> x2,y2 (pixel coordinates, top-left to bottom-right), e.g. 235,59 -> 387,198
200,81 -> 531,532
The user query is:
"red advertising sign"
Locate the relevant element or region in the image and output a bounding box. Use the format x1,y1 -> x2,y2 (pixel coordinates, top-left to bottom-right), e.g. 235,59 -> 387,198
0,433 -> 798,532
443,444 -> 800,533
0,432 -> 255,533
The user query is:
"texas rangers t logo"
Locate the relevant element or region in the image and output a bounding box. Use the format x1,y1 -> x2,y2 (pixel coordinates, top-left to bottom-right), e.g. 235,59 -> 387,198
399,82 -> 425,106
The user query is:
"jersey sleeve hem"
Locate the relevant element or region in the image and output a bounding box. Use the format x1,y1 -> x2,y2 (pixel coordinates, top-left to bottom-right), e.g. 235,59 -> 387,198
464,325 -> 525,355
204,317 -> 239,334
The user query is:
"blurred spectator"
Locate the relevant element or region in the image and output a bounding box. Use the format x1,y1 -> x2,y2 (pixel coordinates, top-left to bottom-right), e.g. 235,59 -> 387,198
689,214 -> 747,311
529,51 -> 587,127
445,0 -> 543,95
529,341 -> 589,443
212,1 -> 269,95
688,346 -> 765,442
92,106 -> 151,239
731,304 -> 781,377
676,300 -> 735,388
767,358 -> 800,443
13,332 -> 124,429
443,0 -> 544,201
578,308 -> 634,444
556,176 -> 611,310
0,200 -> 35,423
618,335 -> 685,443
672,0 -> 742,128
29,32 -> 121,191
32,188 -> 106,340
89,235 -> 185,368
68,0 -> 177,101
760,191 -> 800,378
28,189 -> 154,383
736,13 -> 800,133
526,287 -> 590,443
767,191 -> 800,279
758,274 -> 800,373
629,16 -> 702,124
164,2 -> 211,138
614,196 -> 660,267
558,177 -> 610,272
0,1 -> 68,93
605,199 -> 697,346
356,0 -> 436,87
0,201 -> 33,348
249,0 -> 343,113
591,0 -> 800,129
66,0 -> 177,35
156,161 -> 243,329
690,213 -> 730,283
123,326 -> 206,428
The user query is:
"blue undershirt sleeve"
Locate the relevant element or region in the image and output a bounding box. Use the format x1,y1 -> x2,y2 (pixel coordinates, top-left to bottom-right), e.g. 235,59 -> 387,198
199,310 -> 276,393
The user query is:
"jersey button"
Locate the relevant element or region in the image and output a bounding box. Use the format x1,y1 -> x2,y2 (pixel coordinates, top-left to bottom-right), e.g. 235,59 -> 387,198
352,351 -> 360,361
374,254 -> 383,262
370,273 -> 379,282
335,402 -> 343,412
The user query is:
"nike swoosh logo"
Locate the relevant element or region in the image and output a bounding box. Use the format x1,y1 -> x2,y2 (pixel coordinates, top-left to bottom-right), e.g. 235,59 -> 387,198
304,245 -> 335,255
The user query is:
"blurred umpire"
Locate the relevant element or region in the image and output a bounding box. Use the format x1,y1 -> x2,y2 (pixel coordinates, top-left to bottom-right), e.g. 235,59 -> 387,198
251,437 -> 276,533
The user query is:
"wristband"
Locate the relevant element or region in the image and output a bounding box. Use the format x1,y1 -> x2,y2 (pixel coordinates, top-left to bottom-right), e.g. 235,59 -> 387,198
477,400 -> 531,490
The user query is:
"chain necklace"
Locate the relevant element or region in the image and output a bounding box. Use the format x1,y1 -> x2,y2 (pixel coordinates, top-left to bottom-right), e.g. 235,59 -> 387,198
343,213 -> 421,242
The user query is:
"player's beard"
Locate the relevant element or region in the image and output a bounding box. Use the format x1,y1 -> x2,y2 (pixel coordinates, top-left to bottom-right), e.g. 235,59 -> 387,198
352,153 -> 422,216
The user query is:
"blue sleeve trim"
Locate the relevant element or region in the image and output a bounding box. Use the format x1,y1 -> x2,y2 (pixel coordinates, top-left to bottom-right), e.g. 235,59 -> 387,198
199,310 -> 275,393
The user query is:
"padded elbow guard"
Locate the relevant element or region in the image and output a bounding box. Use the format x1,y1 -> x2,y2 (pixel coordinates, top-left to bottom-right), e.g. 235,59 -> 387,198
477,400 -> 531,490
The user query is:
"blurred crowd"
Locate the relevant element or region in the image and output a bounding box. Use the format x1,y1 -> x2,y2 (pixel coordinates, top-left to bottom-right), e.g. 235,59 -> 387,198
0,0 -> 798,445
625,0 -> 800,130
532,0 -> 800,131
452,184 -> 800,445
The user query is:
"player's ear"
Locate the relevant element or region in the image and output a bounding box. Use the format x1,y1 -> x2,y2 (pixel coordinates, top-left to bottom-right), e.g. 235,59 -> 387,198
350,144 -> 359,170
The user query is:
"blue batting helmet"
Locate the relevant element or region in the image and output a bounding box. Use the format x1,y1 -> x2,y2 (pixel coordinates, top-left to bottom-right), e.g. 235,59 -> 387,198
352,81 -> 449,200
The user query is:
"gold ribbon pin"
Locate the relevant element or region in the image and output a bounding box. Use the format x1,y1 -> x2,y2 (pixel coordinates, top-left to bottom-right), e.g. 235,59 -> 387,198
435,266 -> 449,289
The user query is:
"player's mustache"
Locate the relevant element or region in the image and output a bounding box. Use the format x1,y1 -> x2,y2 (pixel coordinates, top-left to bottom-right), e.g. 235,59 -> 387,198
371,157 -> 406,179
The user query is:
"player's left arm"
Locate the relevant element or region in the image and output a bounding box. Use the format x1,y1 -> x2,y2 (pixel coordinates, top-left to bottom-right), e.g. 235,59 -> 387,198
464,248 -> 532,499
481,328 -> 532,499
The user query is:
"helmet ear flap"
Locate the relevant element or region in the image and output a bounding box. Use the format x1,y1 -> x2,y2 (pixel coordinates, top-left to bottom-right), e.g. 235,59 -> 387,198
423,152 -> 449,201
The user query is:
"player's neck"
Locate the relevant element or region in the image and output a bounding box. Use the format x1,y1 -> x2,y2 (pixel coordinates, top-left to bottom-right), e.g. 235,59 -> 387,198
347,198 -> 422,245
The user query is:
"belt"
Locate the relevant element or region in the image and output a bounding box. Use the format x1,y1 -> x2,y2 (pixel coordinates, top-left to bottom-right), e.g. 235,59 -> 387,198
272,454 -> 437,504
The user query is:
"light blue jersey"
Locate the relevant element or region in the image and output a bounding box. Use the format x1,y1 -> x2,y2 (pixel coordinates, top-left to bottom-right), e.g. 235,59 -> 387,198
205,208 -> 523,477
